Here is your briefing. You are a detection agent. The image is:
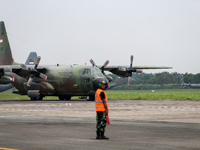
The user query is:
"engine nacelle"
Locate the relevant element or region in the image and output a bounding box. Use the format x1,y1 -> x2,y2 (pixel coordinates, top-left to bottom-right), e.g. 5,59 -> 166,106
136,70 -> 143,74
106,75 -> 113,82
24,82 -> 55,93
27,90 -> 40,98
0,76 -> 13,84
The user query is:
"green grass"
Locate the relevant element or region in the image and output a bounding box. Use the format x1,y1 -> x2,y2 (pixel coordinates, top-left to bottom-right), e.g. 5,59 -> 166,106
0,90 -> 80,100
106,89 -> 200,100
1,89 -> 200,100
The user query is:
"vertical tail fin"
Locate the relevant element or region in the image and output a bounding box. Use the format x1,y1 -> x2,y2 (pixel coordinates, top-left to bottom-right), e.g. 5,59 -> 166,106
25,52 -> 38,65
0,21 -> 17,65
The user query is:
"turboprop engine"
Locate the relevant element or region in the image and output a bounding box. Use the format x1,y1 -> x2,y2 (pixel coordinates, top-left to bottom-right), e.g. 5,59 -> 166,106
106,75 -> 113,82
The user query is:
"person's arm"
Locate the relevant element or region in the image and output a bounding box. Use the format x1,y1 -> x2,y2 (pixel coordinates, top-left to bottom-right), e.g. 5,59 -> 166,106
100,92 -> 108,116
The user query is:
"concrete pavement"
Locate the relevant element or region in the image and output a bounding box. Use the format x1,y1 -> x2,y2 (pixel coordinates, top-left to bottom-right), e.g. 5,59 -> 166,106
0,99 -> 200,150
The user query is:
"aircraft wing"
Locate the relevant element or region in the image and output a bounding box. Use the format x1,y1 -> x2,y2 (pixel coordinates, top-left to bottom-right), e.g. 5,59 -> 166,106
129,66 -> 172,70
90,55 -> 172,85
103,66 -> 172,77
0,65 -> 46,78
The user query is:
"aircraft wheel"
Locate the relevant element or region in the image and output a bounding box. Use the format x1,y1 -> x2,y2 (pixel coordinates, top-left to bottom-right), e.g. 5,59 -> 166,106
59,96 -> 65,100
30,96 -> 43,100
64,96 -> 71,100
30,97 -> 37,100
86,95 -> 95,101
37,95 -> 43,100
59,96 -> 71,100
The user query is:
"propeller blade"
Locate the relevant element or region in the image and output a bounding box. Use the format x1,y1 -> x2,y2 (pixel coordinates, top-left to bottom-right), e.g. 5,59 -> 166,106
35,56 -> 41,68
130,55 -> 133,68
128,76 -> 132,85
90,59 -> 97,67
39,73 -> 48,80
27,78 -> 33,87
20,64 -> 28,70
102,60 -> 110,68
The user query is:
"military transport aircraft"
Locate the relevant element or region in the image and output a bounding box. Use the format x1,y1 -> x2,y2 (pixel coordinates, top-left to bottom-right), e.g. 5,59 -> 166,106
170,75 -> 200,88
180,83 -> 200,88
0,21 -> 172,101
170,82 -> 200,88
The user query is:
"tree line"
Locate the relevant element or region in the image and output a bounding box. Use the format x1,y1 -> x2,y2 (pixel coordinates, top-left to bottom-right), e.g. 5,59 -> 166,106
108,72 -> 200,90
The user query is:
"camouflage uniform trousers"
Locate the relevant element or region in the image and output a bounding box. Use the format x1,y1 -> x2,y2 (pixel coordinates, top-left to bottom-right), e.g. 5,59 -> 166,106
96,111 -> 107,132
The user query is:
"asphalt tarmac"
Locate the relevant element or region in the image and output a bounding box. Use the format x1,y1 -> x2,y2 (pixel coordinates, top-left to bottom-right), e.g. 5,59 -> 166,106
0,99 -> 200,150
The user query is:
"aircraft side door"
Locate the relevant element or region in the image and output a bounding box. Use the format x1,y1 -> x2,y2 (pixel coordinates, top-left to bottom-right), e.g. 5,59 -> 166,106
81,68 -> 92,92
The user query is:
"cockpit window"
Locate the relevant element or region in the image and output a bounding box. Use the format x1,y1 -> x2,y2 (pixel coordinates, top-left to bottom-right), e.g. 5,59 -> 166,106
82,68 -> 91,75
91,69 -> 101,75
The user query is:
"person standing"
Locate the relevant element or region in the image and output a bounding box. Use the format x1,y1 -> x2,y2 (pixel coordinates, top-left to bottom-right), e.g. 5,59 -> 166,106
95,80 -> 109,140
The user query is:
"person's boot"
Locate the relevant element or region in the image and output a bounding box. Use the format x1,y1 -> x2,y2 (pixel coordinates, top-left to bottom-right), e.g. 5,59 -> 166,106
100,132 -> 109,140
96,131 -> 101,139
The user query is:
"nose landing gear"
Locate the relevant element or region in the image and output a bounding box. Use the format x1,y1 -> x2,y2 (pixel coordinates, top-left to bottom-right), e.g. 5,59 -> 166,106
86,95 -> 95,101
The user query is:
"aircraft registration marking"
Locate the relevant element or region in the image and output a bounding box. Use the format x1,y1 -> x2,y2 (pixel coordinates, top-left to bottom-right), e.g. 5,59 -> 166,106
0,148 -> 20,150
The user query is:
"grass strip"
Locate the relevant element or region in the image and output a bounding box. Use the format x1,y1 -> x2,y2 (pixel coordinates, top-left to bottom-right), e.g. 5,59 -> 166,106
1,89 -> 200,100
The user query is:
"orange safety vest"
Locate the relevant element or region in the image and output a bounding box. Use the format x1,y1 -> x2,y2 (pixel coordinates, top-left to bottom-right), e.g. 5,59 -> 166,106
95,88 -> 108,112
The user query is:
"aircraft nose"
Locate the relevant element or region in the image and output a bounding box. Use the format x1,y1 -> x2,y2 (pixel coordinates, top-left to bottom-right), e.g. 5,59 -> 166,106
93,78 -> 108,91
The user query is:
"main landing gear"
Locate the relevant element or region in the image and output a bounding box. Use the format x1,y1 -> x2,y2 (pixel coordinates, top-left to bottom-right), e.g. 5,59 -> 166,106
86,95 -> 95,101
30,95 -> 43,100
58,96 -> 71,100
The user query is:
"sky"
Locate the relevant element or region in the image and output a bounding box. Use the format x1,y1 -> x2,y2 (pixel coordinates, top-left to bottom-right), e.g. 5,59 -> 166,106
0,0 -> 200,74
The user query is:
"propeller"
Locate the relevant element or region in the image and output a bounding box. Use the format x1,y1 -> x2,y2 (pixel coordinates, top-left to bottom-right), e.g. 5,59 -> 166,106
90,59 -> 97,67
127,55 -> 133,85
101,60 -> 110,75
20,56 -> 47,87
118,55 -> 135,85
90,59 -> 110,75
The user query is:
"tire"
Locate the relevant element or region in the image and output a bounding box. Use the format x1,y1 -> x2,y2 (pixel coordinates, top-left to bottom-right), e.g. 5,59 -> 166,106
59,96 -> 65,100
30,97 -> 37,100
64,96 -> 71,100
59,96 -> 71,100
30,95 -> 43,100
37,95 -> 43,100
86,95 -> 95,101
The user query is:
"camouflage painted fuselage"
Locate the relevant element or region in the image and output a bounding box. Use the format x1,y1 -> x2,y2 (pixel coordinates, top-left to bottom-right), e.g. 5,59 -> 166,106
8,64 -> 107,97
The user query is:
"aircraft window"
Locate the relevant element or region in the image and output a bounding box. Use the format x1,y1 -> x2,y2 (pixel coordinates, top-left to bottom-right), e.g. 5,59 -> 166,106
92,69 -> 101,75
82,68 -> 91,75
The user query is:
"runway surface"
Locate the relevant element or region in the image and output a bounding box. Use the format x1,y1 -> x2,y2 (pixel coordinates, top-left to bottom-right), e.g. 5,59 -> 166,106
0,99 -> 200,150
